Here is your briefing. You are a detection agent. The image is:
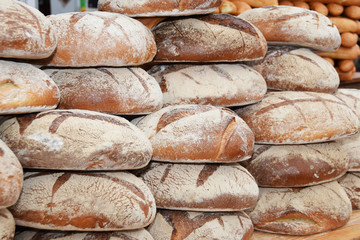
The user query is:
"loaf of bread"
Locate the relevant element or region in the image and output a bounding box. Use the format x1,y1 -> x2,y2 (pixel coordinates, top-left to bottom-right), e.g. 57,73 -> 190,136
248,181 -> 352,235
0,208 -> 15,240
98,0 -> 221,17
137,162 -> 259,211
338,173 -> 360,209
0,0 -> 57,59
337,133 -> 360,171
10,171 -> 156,231
152,14 -> 267,62
0,109 -> 153,170
236,91 -> 359,144
239,6 -> 341,52
249,47 -> 340,93
134,104 -> 254,163
44,67 -> 163,115
334,88 -> 360,119
147,209 -> 254,240
244,142 -> 349,187
147,64 -> 266,107
0,60 -> 60,114
14,228 -> 154,240
40,11 -> 156,67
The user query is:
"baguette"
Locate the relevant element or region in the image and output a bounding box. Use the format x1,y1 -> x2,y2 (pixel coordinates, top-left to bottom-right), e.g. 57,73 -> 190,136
240,0 -> 278,7
341,32 -> 358,47
318,45 -> 360,60
0,208 -> 15,240
231,0 -> 252,14
323,57 -> 335,65
219,0 -> 237,14
329,17 -> 358,33
279,0 -> 294,6
294,1 -> 310,9
327,3 -> 344,16
310,2 -> 328,15
344,6 -> 360,19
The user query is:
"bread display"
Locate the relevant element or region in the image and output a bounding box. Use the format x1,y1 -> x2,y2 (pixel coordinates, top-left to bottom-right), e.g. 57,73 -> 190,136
10,171 -> 156,231
0,60 -> 60,114
98,0 -> 221,17
44,67 -> 163,115
249,47 -> 340,93
338,172 -> 360,209
236,91 -> 359,144
0,208 -> 15,240
0,109 -> 152,170
0,0 -> 57,59
147,209 -> 253,240
147,63 -> 266,107
137,162 -> 259,211
152,14 -> 267,62
134,104 -> 254,163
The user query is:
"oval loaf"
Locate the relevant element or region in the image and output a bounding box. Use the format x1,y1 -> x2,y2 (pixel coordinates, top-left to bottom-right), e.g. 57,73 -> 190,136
0,208 -> 15,240
338,173 -> 360,209
338,133 -> 360,171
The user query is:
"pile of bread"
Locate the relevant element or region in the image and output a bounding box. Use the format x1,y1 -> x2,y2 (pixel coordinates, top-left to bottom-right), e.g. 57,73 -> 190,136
1,0 -> 360,239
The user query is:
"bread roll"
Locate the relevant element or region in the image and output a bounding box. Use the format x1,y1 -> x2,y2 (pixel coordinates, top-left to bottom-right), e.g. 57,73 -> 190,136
293,1 -> 310,9
309,2 -> 328,15
40,11 -> 156,67
148,210 -> 253,240
98,0 -> 221,17
236,91 -> 359,144
344,6 -> 360,19
279,1 -> 294,6
239,6 -> 341,52
44,67 -> 163,115
10,171 -> 156,231
323,57 -> 335,65
148,64 -> 266,107
341,32 -> 358,47
249,47 -> 340,93
152,14 -> 267,62
231,0 -> 252,15
0,0 -> 57,59
329,17 -> 358,33
327,3 -> 344,16
0,60 -> 59,114
0,109 -> 152,170
244,142 -> 349,187
338,59 -> 355,72
336,67 -> 355,81
338,173 -> 360,209
134,104 -> 254,163
137,162 -> 259,211
240,0 -> 278,7
0,208 -> 15,240
248,181 -> 352,235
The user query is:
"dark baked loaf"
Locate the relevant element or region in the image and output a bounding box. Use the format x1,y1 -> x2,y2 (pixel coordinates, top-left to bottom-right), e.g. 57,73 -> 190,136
0,208 -> 15,240
338,172 -> 360,209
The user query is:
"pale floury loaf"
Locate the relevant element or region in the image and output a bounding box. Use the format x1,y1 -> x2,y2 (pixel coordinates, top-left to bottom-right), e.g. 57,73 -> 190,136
0,208 -> 15,240
338,173 -> 360,209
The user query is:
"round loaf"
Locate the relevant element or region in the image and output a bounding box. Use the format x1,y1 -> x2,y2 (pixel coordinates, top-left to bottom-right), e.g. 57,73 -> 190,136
98,0 -> 221,17
338,173 -> 360,209
338,133 -> 360,171
134,104 -> 254,163
249,47 -> 340,93
0,0 -> 57,59
0,139 -> 23,209
0,109 -> 152,170
0,208 -> 15,240
239,6 -> 341,52
236,91 -> 359,144
44,67 -> 163,115
41,11 -> 156,67
10,171 -> 156,231
148,64 -> 266,107
137,162 -> 259,211
152,14 -> 267,62
334,88 -> 360,119
147,210 -> 253,240
248,181 -> 352,235
14,228 -> 154,240
244,142 -> 349,187
0,60 -> 60,114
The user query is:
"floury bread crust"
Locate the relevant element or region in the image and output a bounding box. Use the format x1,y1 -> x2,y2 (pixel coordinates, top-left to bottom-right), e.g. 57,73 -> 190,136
0,60 -> 60,114
134,104 -> 254,163
0,109 -> 152,170
236,91 -> 359,144
239,6 -> 341,52
10,171 -> 156,231
338,173 -> 360,209
0,208 -> 15,240
137,162 -> 259,211
0,0 -> 57,59
147,64 -> 267,107
98,0 -> 221,17
45,67 -> 163,115
147,210 -> 253,240
41,11 -> 156,67
248,181 -> 352,235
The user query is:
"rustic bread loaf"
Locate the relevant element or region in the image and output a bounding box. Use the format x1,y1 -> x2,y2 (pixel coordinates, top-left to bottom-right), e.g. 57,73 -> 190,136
0,109 -> 152,170
338,173 -> 360,209
243,142 -> 349,187
334,88 -> 360,119
152,14 -> 267,62
338,133 -> 360,171
137,162 -> 259,211
236,91 -> 359,144
0,0 -> 57,59
0,60 -> 60,114
39,11 -> 156,67
147,209 -> 253,240
10,171 -> 156,231
134,104 -> 254,163
147,64 -> 266,107
249,47 -> 340,93
239,6 -> 341,52
248,181 -> 352,235
44,67 -> 163,115
0,208 -> 15,240
98,0 -> 221,17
